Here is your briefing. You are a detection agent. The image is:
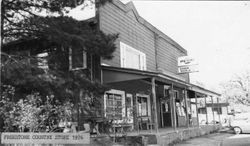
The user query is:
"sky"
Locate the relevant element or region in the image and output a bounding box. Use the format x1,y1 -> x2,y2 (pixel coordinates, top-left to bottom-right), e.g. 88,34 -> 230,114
69,0 -> 250,91
125,0 -> 250,90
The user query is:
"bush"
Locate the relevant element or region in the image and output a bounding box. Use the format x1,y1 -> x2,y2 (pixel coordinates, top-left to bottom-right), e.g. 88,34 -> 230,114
0,85 -> 74,132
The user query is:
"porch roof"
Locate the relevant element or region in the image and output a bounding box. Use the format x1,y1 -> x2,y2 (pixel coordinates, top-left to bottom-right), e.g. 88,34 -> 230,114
206,102 -> 229,107
188,84 -> 221,97
102,66 -> 221,98
102,66 -> 190,88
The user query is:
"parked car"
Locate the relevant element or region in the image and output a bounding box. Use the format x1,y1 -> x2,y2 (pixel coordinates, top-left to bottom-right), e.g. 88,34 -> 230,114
231,113 -> 250,134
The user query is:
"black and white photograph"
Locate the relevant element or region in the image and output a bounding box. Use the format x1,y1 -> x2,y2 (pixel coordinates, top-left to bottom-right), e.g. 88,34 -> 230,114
1,0 -> 250,145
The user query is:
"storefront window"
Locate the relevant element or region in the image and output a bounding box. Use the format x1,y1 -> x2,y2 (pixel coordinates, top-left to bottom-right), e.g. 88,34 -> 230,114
126,96 -> 132,117
212,107 -> 222,114
106,93 -> 123,119
137,96 -> 148,116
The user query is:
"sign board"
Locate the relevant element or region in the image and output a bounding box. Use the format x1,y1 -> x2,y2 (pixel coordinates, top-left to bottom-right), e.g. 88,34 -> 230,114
1,132 -> 90,144
178,56 -> 198,66
178,65 -> 198,74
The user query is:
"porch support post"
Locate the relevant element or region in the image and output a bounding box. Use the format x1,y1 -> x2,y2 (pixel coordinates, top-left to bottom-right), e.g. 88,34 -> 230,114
195,92 -> 199,127
171,83 -> 177,130
211,96 -> 215,125
204,95 -> 208,124
217,97 -> 221,124
170,86 -> 174,128
184,88 -> 189,128
151,77 -> 159,133
135,94 -> 139,133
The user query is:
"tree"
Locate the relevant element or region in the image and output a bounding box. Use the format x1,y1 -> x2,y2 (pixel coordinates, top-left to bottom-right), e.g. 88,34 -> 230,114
1,0 -> 118,132
220,70 -> 250,106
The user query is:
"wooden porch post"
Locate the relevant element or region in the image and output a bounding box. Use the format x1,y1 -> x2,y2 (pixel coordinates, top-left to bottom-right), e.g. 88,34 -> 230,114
135,94 -> 139,133
195,92 -> 199,127
211,96 -> 215,125
171,83 -> 177,130
204,95 -> 208,124
151,77 -> 159,133
170,86 -> 174,128
184,88 -> 189,127
217,97 -> 221,124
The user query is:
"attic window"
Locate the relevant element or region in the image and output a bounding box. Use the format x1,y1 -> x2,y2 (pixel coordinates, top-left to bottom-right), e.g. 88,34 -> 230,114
69,47 -> 87,70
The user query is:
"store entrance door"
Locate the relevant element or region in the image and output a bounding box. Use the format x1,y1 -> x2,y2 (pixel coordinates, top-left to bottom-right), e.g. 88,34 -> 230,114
161,100 -> 172,127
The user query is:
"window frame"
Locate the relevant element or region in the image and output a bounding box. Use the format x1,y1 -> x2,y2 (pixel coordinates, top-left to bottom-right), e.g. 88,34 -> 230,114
120,42 -> 146,70
137,94 -> 151,117
126,94 -> 133,118
69,47 -> 87,71
212,107 -> 222,115
104,89 -> 126,119
36,52 -> 49,70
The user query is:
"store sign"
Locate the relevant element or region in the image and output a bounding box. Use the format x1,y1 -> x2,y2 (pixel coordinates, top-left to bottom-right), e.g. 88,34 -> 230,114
177,56 -> 198,74
1,132 -> 90,144
178,65 -> 199,74
178,56 -> 198,66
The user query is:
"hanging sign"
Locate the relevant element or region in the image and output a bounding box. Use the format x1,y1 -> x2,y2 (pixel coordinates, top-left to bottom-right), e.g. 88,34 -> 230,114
178,56 -> 198,66
1,132 -> 90,144
178,65 -> 199,74
177,56 -> 199,74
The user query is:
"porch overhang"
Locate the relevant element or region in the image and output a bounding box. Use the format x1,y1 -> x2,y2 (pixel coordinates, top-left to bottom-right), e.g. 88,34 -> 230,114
206,102 -> 229,108
102,66 -> 191,88
188,84 -> 221,97
102,66 -> 154,83
102,66 -> 221,97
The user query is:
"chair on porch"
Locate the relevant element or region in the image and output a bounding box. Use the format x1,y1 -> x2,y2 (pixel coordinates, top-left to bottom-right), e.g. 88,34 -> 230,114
147,119 -> 155,133
139,117 -> 154,132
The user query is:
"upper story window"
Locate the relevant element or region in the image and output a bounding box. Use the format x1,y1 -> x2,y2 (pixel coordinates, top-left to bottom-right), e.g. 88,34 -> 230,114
120,42 -> 146,70
69,47 -> 87,70
36,52 -> 49,70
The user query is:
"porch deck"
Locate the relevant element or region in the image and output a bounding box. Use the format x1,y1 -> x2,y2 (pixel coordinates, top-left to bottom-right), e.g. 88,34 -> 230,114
108,124 -> 221,145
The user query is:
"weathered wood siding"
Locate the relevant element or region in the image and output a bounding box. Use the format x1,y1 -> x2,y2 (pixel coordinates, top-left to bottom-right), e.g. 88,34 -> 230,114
99,2 -> 156,71
99,1 -> 189,81
157,37 -> 189,81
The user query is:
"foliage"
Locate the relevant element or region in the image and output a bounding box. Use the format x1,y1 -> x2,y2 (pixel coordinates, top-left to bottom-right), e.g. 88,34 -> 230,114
1,52 -> 108,102
1,0 -> 117,132
0,85 -> 74,132
1,0 -> 112,43
220,70 -> 250,106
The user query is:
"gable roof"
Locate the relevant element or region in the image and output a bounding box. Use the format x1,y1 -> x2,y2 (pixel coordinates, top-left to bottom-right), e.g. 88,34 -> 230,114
112,0 -> 187,54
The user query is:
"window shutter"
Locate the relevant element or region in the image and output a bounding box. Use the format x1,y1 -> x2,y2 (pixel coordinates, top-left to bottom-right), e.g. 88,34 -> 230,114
140,53 -> 146,70
120,42 -> 126,67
